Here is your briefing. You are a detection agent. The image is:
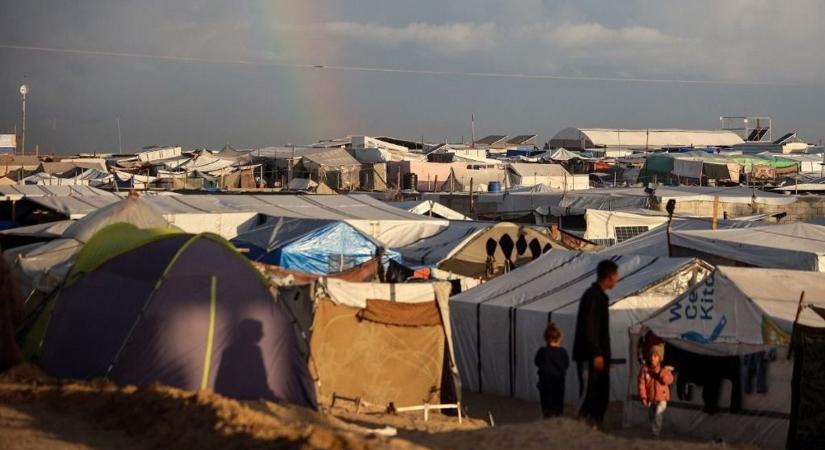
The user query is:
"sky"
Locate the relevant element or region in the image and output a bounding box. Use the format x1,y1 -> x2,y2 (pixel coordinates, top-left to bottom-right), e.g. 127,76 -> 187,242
1,0 -> 824,153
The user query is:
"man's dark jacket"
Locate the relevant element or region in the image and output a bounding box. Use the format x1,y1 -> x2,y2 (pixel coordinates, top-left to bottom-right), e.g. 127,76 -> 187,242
572,283 -> 611,363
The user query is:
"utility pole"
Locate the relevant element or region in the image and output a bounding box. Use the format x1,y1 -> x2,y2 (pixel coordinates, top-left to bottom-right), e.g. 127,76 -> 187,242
471,114 -> 476,148
19,84 -> 28,156
116,117 -> 123,154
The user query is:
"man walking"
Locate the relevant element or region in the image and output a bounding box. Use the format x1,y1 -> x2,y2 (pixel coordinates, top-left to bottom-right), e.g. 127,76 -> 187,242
573,259 -> 618,426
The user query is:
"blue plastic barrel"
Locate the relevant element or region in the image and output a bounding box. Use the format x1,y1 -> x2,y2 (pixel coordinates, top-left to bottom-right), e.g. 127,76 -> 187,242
488,181 -> 502,192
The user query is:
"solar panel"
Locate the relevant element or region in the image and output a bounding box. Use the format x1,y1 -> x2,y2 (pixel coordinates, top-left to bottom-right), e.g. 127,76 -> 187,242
746,129 -> 761,141
773,132 -> 796,145
614,226 -> 650,243
757,128 -> 769,141
475,135 -> 508,145
506,134 -> 537,145
591,238 -> 617,247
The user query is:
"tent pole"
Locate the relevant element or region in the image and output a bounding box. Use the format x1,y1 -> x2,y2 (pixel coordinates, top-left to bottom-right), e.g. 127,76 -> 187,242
788,291 -> 806,360
469,177 -> 474,214
711,196 -> 719,230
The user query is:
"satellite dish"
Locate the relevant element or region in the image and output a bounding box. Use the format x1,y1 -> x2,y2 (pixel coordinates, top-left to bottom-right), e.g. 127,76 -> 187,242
19,84 -> 28,95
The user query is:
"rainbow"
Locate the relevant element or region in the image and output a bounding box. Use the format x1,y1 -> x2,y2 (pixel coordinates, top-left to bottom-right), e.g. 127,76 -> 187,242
246,2 -> 354,142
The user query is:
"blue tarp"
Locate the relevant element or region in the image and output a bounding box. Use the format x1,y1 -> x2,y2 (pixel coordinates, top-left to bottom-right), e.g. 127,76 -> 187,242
232,218 -> 401,275
506,148 -> 544,158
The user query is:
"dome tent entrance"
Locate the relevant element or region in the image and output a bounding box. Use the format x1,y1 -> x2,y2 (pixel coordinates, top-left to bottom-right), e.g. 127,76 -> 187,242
37,223 -> 316,408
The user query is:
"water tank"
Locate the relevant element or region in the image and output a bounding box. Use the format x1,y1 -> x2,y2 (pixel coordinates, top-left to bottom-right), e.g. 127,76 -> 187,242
488,181 -> 502,192
403,172 -> 418,191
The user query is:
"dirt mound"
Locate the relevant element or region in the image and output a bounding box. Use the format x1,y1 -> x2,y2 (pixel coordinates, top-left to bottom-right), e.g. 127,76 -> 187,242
0,363 -> 51,383
0,366 -> 422,450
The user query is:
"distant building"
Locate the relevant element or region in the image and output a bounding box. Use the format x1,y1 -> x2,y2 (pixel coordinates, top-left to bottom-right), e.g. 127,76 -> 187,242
732,132 -> 812,154
474,135 -> 509,149
507,163 -> 590,191
474,134 -> 538,150
547,128 -> 744,156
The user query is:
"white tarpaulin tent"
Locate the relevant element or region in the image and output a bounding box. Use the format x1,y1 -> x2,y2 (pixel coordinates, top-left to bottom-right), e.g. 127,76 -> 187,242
600,216 -> 768,257
671,222 -> 825,271
450,250 -> 709,405
542,148 -> 590,162
399,221 -> 553,279
507,163 -> 588,191
584,209 -> 670,245
627,267 -> 825,449
4,196 -> 172,297
390,199 -> 470,221
23,194 -> 447,246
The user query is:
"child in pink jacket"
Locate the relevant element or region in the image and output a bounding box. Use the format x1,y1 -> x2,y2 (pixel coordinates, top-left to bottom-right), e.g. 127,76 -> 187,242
638,343 -> 674,437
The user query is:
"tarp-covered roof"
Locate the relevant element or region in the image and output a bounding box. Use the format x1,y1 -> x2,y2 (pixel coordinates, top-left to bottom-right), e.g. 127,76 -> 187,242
301,147 -> 361,168
232,218 -> 343,253
600,216 -> 768,257
0,185 -> 116,201
390,199 -> 470,221
507,163 -> 569,178
25,194 -> 448,247
550,127 -> 745,148
544,148 -> 587,162
399,221 -> 491,267
62,196 -> 171,242
671,222 -> 825,271
232,218 -> 400,274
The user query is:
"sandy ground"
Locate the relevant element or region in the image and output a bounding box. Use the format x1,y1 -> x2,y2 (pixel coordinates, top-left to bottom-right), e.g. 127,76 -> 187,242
0,403 -> 146,450
0,365 -> 743,450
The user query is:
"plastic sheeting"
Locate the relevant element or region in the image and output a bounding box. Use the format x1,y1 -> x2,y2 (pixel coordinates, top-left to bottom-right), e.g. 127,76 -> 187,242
671,222 -> 825,271
23,194 -> 448,247
62,196 -> 170,243
600,216 -> 767,257
232,218 -> 401,275
4,197 -> 172,298
390,200 -> 470,221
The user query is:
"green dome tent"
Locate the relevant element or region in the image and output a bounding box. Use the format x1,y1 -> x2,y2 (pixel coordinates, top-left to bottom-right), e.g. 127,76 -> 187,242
33,223 -> 316,408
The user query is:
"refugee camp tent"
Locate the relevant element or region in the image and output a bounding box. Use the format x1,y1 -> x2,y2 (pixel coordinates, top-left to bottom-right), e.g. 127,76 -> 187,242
584,209 -> 670,246
543,148 -> 587,162
670,222 -> 825,271
627,267 -> 825,449
442,166 -> 509,192
231,218 -> 401,275
451,250 -> 710,405
36,223 -> 316,408
390,199 -> 470,221
0,220 -> 74,249
600,216 -> 768,257
23,194 -> 448,247
422,191 -> 566,222
507,163 -> 589,190
399,221 -> 554,279
5,195 -> 172,305
276,278 -> 457,409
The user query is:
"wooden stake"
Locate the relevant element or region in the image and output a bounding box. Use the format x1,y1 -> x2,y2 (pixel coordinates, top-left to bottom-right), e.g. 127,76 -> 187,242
711,196 -> 719,230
